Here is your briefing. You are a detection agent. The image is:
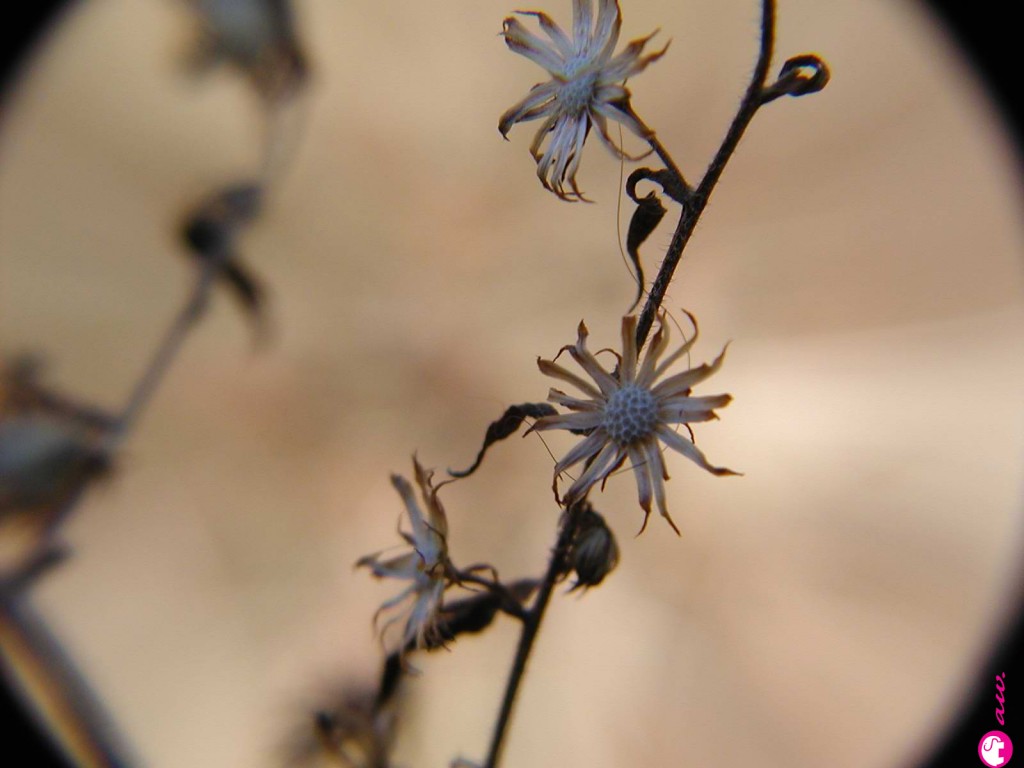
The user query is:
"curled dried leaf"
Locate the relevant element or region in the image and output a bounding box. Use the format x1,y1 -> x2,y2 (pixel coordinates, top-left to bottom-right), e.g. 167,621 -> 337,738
449,403 -> 557,478
624,190 -> 667,312
760,54 -> 830,104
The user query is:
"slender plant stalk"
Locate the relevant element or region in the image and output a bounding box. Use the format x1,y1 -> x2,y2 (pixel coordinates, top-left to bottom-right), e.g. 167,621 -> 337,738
108,259 -> 222,448
0,259 -> 224,768
483,3 -> 777,765
645,131 -> 689,193
483,508 -> 579,768
635,0 -> 776,349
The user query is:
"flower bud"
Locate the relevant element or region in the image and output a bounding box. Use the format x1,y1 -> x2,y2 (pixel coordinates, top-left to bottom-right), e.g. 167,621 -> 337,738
569,506 -> 619,590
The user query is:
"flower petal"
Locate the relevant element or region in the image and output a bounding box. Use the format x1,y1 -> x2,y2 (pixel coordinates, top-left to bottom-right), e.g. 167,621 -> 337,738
593,0 -> 623,61
532,409 -> 604,432
658,393 -> 732,423
357,551 -> 420,580
407,579 -> 445,647
593,82 -> 628,103
499,81 -> 559,137
553,428 -> 607,473
640,441 -> 681,534
536,112 -> 584,197
647,310 -> 700,380
591,99 -> 652,141
569,321 -> 619,396
563,440 -> 622,505
390,472 -> 428,544
600,33 -> 668,82
651,346 -> 728,399
559,115 -> 592,199
547,387 -> 602,411
538,356 -> 603,399
588,104 -> 650,161
626,443 -> 652,513
413,457 -> 449,539
656,424 -> 738,476
515,10 -> 574,58
529,113 -> 558,160
503,17 -> 566,74
636,314 -> 672,387
571,0 -> 595,54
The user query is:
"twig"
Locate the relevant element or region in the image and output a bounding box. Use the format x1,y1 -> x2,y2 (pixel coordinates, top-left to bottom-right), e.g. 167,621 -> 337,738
483,507 -> 580,768
645,130 -> 690,195
105,258 -> 222,450
635,0 -> 776,349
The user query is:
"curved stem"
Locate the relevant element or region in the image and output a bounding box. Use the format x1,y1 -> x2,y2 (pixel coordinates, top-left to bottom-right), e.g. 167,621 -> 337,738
483,509 -> 580,768
646,130 -> 690,194
106,259 -> 222,450
635,0 -> 776,349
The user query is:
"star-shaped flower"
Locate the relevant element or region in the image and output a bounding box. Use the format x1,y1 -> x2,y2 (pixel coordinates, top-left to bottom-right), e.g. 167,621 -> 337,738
499,0 -> 667,200
357,458 -> 452,650
531,314 -> 736,533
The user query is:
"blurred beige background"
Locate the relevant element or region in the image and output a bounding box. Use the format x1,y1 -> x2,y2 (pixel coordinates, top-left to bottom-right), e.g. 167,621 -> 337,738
1,0 -> 1023,766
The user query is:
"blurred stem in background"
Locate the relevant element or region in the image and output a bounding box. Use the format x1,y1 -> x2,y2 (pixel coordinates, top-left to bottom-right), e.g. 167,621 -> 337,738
0,1 -> 310,764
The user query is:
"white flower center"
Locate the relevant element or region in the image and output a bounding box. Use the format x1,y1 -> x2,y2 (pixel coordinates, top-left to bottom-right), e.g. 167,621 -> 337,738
603,384 -> 658,445
557,67 -> 599,114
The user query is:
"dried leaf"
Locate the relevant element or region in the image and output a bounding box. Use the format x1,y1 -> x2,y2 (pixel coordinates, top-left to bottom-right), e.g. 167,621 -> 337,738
415,578 -> 538,651
760,54 -> 830,104
448,403 -> 557,478
624,191 -> 666,311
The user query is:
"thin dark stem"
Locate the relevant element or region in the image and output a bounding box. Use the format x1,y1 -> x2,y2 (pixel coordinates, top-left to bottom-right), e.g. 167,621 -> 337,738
107,260 -> 221,449
483,509 -> 580,768
646,131 -> 689,194
635,0 -> 776,349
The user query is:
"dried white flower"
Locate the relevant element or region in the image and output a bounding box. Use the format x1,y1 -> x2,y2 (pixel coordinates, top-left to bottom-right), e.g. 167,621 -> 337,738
532,314 -> 736,533
499,0 -> 667,200
357,458 -> 452,650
